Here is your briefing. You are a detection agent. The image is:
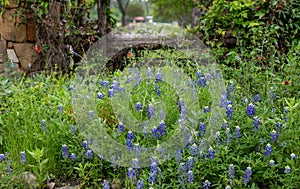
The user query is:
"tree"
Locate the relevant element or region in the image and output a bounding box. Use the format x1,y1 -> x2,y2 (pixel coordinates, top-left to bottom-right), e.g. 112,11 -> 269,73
126,2 -> 145,20
116,0 -> 130,26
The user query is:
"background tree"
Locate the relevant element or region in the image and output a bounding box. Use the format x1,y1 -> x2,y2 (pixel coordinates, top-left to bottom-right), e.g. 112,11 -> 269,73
116,0 -> 130,26
126,2 -> 145,20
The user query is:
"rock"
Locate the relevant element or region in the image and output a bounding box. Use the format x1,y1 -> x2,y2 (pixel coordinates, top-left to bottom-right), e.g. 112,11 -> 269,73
5,0 -> 19,8
47,182 -> 55,189
56,185 -> 80,189
13,43 -> 40,70
0,9 -> 27,42
7,41 -> 13,48
23,172 -> 37,189
6,49 -> 19,63
26,12 -> 36,42
0,39 -> 6,63
0,64 -> 4,73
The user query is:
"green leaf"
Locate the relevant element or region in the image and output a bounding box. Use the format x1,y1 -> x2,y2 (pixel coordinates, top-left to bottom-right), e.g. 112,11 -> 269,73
41,158 -> 49,166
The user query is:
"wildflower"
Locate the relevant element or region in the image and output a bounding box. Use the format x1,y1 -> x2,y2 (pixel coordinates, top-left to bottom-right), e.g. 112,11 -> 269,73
253,94 -> 261,102
6,165 -> 12,174
70,153 -> 77,161
284,165 -> 291,173
0,154 -> 5,162
116,122 -> 125,133
86,149 -> 93,159
196,70 -> 203,78
155,72 -> 162,82
132,158 -> 140,169
276,122 -> 283,134
101,80 -> 110,87
226,104 -> 233,120
102,179 -> 110,189
204,106 -> 210,113
202,180 -> 211,189
175,150 -> 182,164
97,92 -> 104,99
253,117 -> 260,131
269,160 -> 275,166
246,103 -> 255,116
88,110 -> 94,119
127,167 -> 135,180
127,131 -> 134,140
70,85 -> 75,91
208,147 -> 216,160
41,119 -> 46,130
190,143 -> 199,156
70,125 -> 76,134
154,86 -> 161,96
58,104 -> 64,113
20,151 -> 26,164
62,145 -> 69,158
82,140 -> 88,149
228,80 -> 235,91
108,89 -> 114,98
126,139 -> 133,150
234,126 -> 241,138
135,102 -> 143,111
148,172 -> 156,183
264,143 -> 272,157
222,120 -> 229,129
270,130 -> 278,142
290,153 -> 298,159
283,106 -> 289,114
220,94 -> 228,108
199,122 -> 206,136
187,170 -> 194,184
185,156 -> 194,170
147,104 -> 155,119
242,167 -> 252,185
178,99 -> 184,113
159,110 -> 165,120
136,179 -> 144,189
228,164 -> 235,179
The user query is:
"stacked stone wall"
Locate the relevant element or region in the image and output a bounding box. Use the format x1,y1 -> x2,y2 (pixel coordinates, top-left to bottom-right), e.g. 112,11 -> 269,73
0,0 -> 40,74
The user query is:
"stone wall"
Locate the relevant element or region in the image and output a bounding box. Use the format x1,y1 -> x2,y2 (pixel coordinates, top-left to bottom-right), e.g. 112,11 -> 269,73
0,0 -> 40,74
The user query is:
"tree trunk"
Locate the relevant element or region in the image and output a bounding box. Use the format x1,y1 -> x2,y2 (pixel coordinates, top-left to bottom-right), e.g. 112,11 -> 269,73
117,0 -> 129,26
97,0 -> 110,37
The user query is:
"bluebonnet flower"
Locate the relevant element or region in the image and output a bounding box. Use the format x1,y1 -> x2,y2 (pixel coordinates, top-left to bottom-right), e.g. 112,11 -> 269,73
226,104 -> 233,120
185,156 -> 194,170
127,131 -> 134,140
283,106 -> 289,114
253,117 -> 260,131
97,92 -> 104,99
148,172 -> 156,183
222,120 -> 229,129
70,85 -> 75,91
187,170 -> 194,184
41,119 -> 47,131
246,103 -> 255,117
102,179 -> 110,189
220,94 -> 228,108
196,70 -> 203,78
199,122 -> 206,136
154,86 -> 161,96
253,94 -> 261,103
108,89 -> 114,98
147,104 -> 155,119
82,140 -> 88,149
116,122 -> 125,133
204,106 -> 210,113
284,165 -> 291,173
58,104 -> 64,113
110,81 -> 119,90
70,125 -> 76,134
178,162 -> 186,183
269,160 -> 275,166
20,151 -> 26,164
178,99 -> 184,113
159,110 -> 165,120
127,167 -> 135,180
6,166 -> 12,174
242,167 -> 252,185
155,72 -> 162,82
175,150 -> 182,164
270,130 -> 278,142
86,149 -> 93,159
190,143 -> 199,156
148,157 -> 161,184
102,81 -> 110,87
228,81 -> 235,91
62,145 -> 69,158
208,147 -> 216,160
264,143 -> 272,157
234,126 -> 241,138
290,153 -> 298,159
126,139 -> 133,150
136,179 -> 144,189
132,158 -> 140,169
135,102 -> 143,111
228,164 -> 235,179
202,180 -> 211,189
283,115 -> 287,123
88,110 -> 94,119
70,153 -> 77,161
276,122 -> 283,134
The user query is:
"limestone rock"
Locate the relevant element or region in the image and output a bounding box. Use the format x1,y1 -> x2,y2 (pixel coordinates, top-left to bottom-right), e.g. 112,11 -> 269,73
0,9 -> 27,42
5,0 -> 19,8
14,43 -> 40,70
0,39 -> 6,63
26,13 -> 36,42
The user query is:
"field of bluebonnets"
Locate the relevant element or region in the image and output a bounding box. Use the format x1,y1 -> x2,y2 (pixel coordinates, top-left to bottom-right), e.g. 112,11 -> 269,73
1,1 -> 300,189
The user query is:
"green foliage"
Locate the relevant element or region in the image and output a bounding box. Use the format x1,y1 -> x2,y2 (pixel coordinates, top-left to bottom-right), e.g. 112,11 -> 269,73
126,2 -> 145,19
